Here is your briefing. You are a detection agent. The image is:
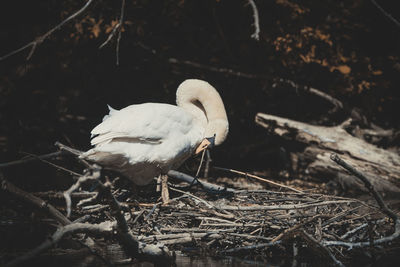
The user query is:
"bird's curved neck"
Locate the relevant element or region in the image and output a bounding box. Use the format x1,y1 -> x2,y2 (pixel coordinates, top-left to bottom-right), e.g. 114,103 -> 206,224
176,80 -> 227,128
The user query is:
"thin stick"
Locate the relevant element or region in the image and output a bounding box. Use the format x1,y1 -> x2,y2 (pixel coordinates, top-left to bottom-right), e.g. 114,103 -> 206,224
20,151 -> 82,177
214,166 -> 303,193
222,240 -> 281,253
99,0 -> 126,65
168,58 -> 263,79
195,148 -> 207,177
0,151 -> 63,169
167,170 -> 236,193
115,0 -> 125,66
55,141 -> 92,168
204,150 -> 212,178
247,0 -> 260,40
64,167 -> 101,217
216,200 -> 355,211
330,153 -> 397,221
55,141 -> 84,156
0,0 -> 95,61
370,0 -> 400,28
271,214 -> 324,243
274,78 -> 343,113
301,231 -> 344,267
0,172 -> 71,226
4,221 -> 115,267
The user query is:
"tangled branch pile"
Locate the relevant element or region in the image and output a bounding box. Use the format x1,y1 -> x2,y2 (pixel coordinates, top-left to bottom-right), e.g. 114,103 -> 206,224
1,144 -> 399,266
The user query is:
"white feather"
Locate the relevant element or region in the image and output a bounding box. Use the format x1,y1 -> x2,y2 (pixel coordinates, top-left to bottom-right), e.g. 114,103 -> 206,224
81,79 -> 229,186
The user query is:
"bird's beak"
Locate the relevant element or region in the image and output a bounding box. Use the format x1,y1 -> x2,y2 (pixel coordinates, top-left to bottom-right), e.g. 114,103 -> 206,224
195,139 -> 211,154
195,135 -> 215,154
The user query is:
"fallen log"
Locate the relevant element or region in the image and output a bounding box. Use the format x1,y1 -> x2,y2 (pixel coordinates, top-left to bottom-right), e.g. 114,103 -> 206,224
255,113 -> 400,195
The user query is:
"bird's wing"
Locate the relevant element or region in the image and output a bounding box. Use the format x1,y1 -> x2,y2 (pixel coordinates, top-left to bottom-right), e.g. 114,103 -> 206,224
90,103 -> 195,146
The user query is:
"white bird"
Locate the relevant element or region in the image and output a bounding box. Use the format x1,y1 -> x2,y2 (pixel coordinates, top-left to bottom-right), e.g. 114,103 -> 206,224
81,79 -> 229,188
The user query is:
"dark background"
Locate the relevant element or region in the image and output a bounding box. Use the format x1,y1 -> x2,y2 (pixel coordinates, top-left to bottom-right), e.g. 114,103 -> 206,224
0,0 -> 399,190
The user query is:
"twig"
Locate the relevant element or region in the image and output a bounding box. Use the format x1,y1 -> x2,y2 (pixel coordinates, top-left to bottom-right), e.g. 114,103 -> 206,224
55,141 -> 92,168
99,0 -> 126,66
370,0 -> 400,28
168,58 -> 264,79
34,191 -> 96,200
271,215 -> 324,243
0,0 -> 95,61
273,78 -> 343,113
169,187 -> 217,210
98,180 -> 173,263
64,167 -> 101,217
325,154 -> 400,248
167,170 -> 236,193
222,240 -> 281,253
246,0 -> 260,40
4,221 -> 116,267
20,151 -> 82,177
216,200 -> 355,211
330,153 -> 397,221
77,191 -> 99,207
0,151 -> 63,169
0,172 -> 71,226
300,231 -> 344,267
55,141 -> 84,156
214,166 -> 303,193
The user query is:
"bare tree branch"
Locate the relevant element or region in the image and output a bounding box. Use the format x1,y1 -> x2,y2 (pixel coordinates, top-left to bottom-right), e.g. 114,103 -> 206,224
214,166 -> 303,193
0,172 -> 71,226
99,0 -> 126,66
370,0 -> 400,28
327,153 -> 400,248
168,57 -> 264,79
330,153 -> 397,221
246,0 -> 260,40
4,221 -> 116,267
273,78 -> 344,113
0,0 -> 95,61
64,166 -> 101,217
0,151 -> 63,169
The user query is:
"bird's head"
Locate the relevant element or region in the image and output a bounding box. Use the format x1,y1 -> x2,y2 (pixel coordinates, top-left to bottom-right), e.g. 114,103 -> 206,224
195,118 -> 229,154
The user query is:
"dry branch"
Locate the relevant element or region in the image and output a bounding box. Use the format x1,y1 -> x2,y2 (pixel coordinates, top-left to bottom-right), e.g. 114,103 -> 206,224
4,221 -> 115,267
0,151 -> 63,169
168,58 -> 264,79
64,167 -> 101,217
2,138 -> 399,265
167,170 -> 236,193
246,0 -> 260,40
99,0 -> 126,65
216,200 -> 354,211
214,166 -> 303,193
0,0 -> 95,61
273,78 -> 343,113
0,172 -> 71,226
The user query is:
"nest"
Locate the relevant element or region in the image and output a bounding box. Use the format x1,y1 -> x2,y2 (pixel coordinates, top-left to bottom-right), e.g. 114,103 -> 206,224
1,144 -> 399,266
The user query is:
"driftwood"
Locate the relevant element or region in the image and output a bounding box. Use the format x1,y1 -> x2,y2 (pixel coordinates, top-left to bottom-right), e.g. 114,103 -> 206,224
255,113 -> 400,195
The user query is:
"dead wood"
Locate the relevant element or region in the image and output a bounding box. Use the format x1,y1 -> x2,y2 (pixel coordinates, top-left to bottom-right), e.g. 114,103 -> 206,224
2,141 -> 400,266
0,171 -> 71,226
255,112 -> 400,195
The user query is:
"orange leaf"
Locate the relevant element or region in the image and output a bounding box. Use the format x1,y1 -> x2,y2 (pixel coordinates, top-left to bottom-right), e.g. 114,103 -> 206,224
372,70 -> 383,75
337,65 -> 351,74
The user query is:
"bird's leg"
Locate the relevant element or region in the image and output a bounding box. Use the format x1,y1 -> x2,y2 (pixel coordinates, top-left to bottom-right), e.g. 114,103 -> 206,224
156,175 -> 162,192
157,174 -> 169,204
204,150 -> 212,178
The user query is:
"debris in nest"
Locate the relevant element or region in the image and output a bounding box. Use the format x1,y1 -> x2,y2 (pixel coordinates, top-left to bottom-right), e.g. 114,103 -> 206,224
0,144 -> 399,266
